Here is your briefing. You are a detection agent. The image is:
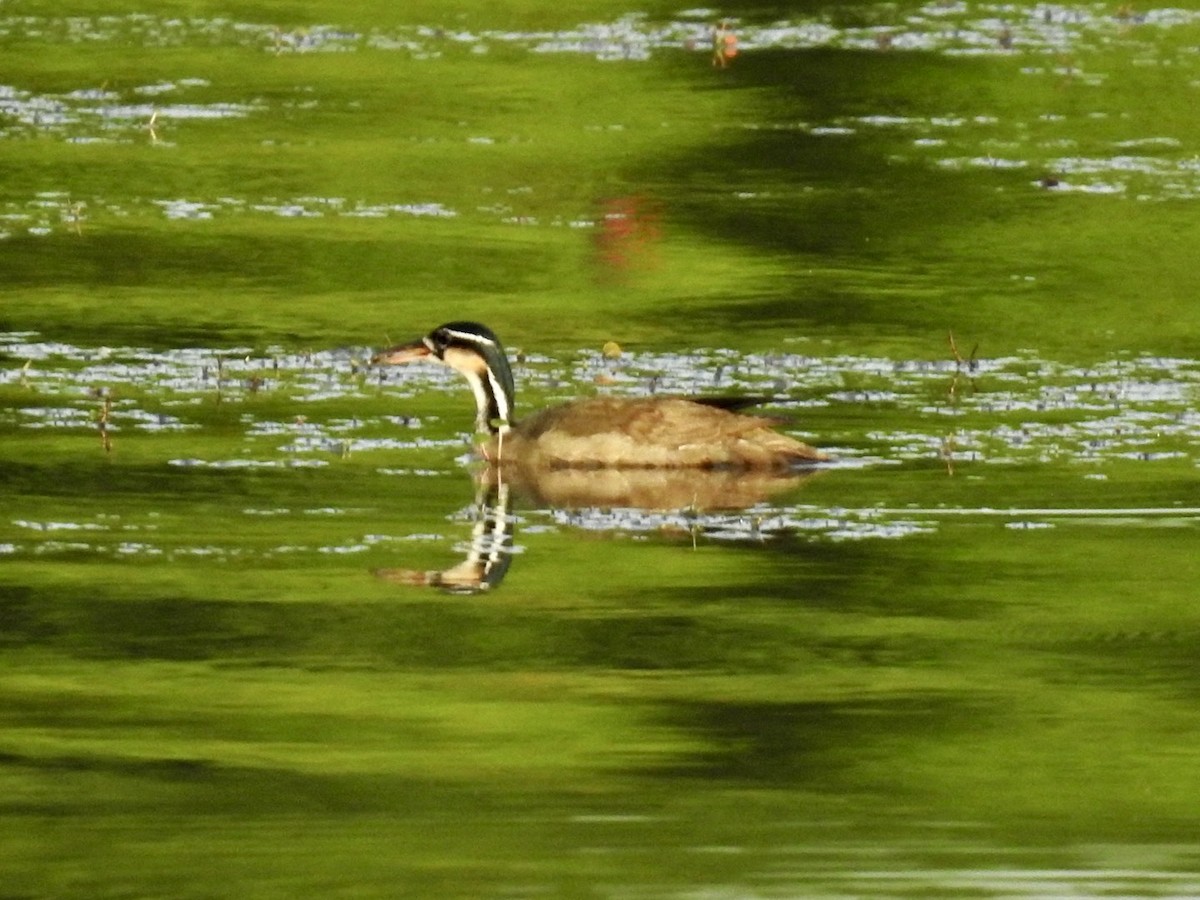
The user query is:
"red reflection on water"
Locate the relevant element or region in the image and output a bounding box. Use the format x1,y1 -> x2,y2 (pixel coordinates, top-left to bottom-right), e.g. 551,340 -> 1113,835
592,195 -> 661,280
712,21 -> 738,68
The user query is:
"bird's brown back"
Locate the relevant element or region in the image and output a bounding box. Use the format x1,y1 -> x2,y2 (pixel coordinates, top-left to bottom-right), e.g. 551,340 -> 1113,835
497,397 -> 825,468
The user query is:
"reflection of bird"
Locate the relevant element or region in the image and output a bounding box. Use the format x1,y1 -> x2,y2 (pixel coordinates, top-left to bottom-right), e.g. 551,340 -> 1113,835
374,479 -> 514,594
373,321 -> 827,469
484,462 -> 818,510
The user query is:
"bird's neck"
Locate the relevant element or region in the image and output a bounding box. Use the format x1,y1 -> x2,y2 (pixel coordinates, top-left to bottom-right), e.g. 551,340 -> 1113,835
460,363 -> 515,435
440,342 -> 517,435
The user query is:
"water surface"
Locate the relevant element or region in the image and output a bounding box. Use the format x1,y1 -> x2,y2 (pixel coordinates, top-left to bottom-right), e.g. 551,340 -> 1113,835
2,1 -> 1200,897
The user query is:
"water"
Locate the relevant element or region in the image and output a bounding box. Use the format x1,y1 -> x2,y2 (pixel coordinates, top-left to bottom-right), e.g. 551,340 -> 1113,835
3,1 -> 1200,897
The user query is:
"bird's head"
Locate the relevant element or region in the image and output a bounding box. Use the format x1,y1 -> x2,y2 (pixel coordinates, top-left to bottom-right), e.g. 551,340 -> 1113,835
373,321 -> 515,433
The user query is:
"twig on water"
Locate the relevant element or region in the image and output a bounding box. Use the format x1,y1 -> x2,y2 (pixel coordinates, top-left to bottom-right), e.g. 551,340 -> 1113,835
97,389 -> 113,454
944,331 -> 981,472
70,202 -> 85,236
940,432 -> 956,477
947,329 -> 979,400
948,329 -> 979,370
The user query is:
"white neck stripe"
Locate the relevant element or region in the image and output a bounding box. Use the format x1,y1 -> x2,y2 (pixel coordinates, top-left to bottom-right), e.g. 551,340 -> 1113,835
486,368 -> 512,424
443,328 -> 496,348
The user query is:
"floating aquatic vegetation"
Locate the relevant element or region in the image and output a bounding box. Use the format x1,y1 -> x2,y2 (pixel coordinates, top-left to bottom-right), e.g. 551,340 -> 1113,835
0,76 -> 261,147
0,193 -> 459,239
3,328 -> 1198,561
4,4 -> 1199,63
5,330 -> 1197,478
544,504 -> 939,543
168,457 -> 331,469
0,2 -> 1194,238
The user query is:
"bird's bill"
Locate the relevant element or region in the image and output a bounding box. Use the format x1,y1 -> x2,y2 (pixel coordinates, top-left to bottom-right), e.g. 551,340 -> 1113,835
371,339 -> 431,365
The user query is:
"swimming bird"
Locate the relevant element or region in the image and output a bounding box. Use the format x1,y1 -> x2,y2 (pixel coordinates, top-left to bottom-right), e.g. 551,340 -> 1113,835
372,321 -> 827,469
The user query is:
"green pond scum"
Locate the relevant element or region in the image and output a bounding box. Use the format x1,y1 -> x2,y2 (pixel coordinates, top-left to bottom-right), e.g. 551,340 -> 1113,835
3,0 -> 1200,896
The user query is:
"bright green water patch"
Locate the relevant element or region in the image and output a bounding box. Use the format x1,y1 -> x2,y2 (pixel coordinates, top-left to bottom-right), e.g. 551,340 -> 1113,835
2,2 -> 1200,355
3,0 -> 1200,896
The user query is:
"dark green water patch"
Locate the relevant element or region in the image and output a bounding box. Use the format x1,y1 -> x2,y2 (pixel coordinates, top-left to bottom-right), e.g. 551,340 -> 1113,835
648,692 -> 987,787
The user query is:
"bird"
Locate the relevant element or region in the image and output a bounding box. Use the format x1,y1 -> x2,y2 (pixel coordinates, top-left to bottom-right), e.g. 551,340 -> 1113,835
372,321 -> 827,469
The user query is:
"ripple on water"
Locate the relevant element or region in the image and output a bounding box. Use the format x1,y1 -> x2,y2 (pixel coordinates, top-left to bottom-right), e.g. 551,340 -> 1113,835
544,505 -> 939,542
6,5 -> 1198,62
0,4 -> 1196,235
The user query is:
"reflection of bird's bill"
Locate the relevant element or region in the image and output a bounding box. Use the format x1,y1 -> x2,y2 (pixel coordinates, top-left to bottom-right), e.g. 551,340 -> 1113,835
481,462 -> 822,512
374,561 -> 492,593
373,477 -> 514,594
371,339 -> 431,366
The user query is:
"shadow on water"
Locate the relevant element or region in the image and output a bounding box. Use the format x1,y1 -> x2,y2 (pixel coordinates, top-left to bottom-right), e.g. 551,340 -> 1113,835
648,47 -> 1040,336
0,230 -> 541,347
665,50 -> 1011,229
646,693 -> 989,787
